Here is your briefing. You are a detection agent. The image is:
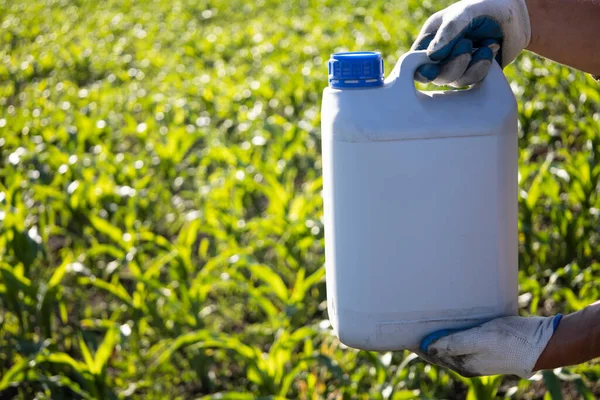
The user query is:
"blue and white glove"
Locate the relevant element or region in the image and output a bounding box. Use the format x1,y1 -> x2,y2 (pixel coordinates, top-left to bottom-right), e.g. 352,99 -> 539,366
417,315 -> 563,378
411,0 -> 531,87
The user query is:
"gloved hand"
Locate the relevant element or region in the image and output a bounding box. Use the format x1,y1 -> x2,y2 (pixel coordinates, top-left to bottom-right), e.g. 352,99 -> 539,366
411,0 -> 531,87
418,315 -> 563,378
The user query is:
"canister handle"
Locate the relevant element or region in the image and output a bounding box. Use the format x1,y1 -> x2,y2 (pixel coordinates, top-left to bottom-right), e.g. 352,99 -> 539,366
388,50 -> 508,96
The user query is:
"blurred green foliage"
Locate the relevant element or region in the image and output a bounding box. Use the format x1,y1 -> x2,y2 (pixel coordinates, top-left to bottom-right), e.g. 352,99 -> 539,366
0,0 -> 599,398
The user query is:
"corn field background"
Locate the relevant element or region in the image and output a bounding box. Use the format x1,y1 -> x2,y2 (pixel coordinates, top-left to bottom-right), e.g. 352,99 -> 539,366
1,0 -> 600,398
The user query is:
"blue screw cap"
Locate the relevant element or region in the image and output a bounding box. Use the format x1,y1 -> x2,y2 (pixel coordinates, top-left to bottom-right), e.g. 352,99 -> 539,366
328,51 -> 384,89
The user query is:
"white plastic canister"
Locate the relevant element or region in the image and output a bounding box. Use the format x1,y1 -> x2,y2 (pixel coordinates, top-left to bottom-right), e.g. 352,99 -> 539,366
321,50 -> 518,351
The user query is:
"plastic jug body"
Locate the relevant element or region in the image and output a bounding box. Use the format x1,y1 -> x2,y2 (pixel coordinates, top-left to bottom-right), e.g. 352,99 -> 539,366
321,51 -> 519,351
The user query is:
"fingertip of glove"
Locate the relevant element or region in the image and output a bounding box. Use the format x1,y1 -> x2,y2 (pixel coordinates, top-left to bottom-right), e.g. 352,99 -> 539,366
415,64 -> 440,83
449,38 -> 473,58
452,60 -> 491,87
470,46 -> 494,65
412,32 -> 435,51
428,45 -> 452,62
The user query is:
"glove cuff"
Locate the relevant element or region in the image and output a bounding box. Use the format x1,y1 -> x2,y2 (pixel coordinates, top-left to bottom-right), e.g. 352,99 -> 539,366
517,314 -> 562,379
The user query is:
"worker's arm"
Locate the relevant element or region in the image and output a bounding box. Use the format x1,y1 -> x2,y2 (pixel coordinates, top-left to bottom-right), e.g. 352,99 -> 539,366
417,302 -> 600,378
411,0 -> 600,87
526,0 -> 600,76
534,301 -> 600,370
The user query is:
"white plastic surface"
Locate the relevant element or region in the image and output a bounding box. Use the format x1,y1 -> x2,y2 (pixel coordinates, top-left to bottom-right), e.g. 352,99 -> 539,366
321,50 -> 519,351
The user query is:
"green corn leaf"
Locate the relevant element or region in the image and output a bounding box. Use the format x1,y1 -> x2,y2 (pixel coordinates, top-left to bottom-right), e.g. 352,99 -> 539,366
574,377 -> 595,400
199,237 -> 210,259
561,288 -> 588,311
248,264 -> 288,302
526,155 -> 552,209
48,255 -> 72,288
80,318 -> 120,330
177,219 -> 201,250
77,277 -> 134,307
362,351 -> 388,386
31,185 -> 68,202
262,174 -> 289,218
78,335 -> 95,372
542,370 -> 564,400
89,215 -> 128,249
93,325 -> 120,376
291,267 -> 306,302
59,301 -> 68,323
149,330 -> 210,368
87,244 -> 126,260
279,360 -> 308,397
248,286 -> 279,317
301,267 -> 325,292
37,374 -> 93,400
0,264 -> 34,326
42,352 -> 90,374
39,256 -> 73,336
466,386 -> 477,400
288,327 -> 316,344
150,331 -> 257,370
0,264 -> 32,291
0,357 -> 31,390
247,365 -> 264,386
391,390 -> 420,400
139,231 -> 173,250
143,250 -> 177,281
194,336 -> 258,362
198,393 -> 255,400
198,392 -> 287,400
308,354 -> 344,380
